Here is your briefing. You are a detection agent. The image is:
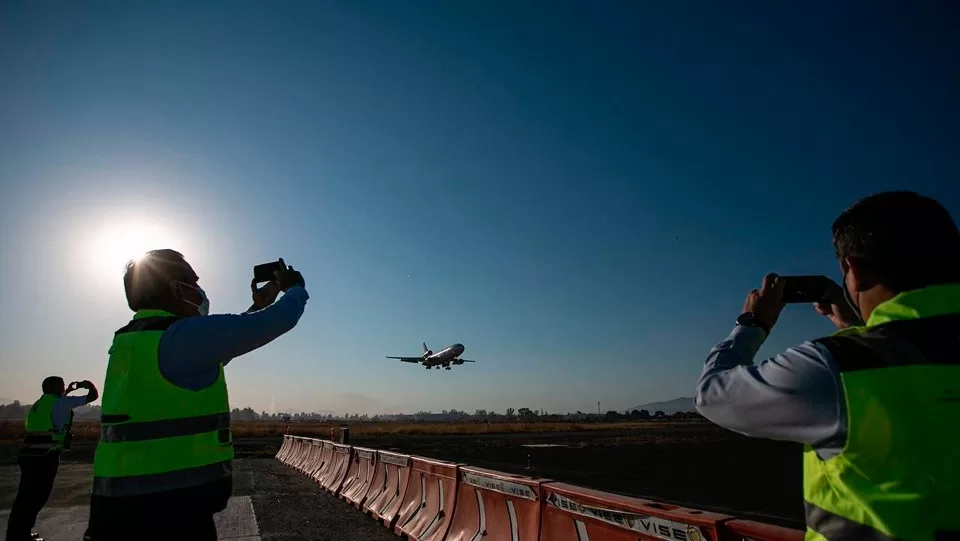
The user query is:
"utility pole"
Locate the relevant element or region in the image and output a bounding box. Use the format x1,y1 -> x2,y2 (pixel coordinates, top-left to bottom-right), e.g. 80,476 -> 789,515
597,401 -> 601,417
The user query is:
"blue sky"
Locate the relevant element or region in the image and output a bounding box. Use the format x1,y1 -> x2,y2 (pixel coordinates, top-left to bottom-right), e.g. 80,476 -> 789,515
1,1 -> 957,414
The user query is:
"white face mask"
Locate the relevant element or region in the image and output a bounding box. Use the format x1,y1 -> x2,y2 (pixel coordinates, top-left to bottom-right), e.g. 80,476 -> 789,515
179,283 -> 210,316
196,287 -> 210,316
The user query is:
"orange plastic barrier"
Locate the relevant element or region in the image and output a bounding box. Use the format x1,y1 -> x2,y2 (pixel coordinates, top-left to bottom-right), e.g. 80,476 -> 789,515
445,466 -> 547,541
721,520 -> 803,541
340,447 -> 378,508
283,436 -> 300,467
295,438 -> 316,473
394,456 -> 462,541
311,440 -> 335,482
319,443 -> 353,494
279,436 -> 297,466
281,435 -> 298,464
302,439 -> 324,476
275,435 -> 292,464
289,437 -> 310,470
541,482 -> 733,541
364,450 -> 413,528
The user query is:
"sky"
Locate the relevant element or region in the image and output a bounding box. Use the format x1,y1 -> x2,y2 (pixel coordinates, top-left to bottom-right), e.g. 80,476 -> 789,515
1,1 -> 957,415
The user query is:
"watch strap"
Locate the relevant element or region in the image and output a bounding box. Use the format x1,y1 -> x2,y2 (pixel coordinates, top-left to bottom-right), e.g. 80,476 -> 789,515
737,312 -> 771,335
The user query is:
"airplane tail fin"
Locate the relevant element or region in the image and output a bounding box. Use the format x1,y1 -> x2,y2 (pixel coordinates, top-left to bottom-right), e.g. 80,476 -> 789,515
423,342 -> 429,353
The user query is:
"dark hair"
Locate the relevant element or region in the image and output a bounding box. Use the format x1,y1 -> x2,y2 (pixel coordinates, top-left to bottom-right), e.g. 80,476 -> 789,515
123,249 -> 189,311
42,376 -> 64,394
832,191 -> 960,292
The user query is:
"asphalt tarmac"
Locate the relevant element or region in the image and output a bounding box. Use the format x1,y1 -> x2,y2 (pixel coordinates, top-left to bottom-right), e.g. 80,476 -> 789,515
0,459 -> 397,541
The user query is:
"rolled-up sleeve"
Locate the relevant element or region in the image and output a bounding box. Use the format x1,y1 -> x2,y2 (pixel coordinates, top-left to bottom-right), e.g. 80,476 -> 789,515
695,325 -> 846,450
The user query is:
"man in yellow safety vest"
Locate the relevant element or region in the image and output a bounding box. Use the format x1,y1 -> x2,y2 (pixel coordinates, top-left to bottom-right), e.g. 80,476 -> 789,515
695,191 -> 960,540
7,376 -> 98,541
83,249 -> 308,540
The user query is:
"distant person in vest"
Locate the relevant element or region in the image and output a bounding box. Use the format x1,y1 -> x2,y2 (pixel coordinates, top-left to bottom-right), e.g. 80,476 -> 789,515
695,191 -> 960,541
7,376 -> 98,541
82,249 -> 308,541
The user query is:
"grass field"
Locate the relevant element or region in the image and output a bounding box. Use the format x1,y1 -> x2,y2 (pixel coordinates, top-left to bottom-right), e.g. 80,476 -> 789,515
0,419 -> 698,442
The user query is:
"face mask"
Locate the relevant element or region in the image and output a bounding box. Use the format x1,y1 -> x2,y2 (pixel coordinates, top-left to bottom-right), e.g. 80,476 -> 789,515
178,283 -> 210,316
196,287 -> 210,316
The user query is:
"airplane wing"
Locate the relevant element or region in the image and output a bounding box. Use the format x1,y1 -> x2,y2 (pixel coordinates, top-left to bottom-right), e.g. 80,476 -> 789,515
386,356 -> 422,363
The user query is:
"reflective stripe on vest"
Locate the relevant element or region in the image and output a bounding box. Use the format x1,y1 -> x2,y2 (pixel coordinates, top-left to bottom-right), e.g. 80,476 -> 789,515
99,412 -> 231,443
93,310 -> 233,496
803,284 -> 960,541
19,433 -> 61,457
92,460 -> 233,498
805,502 -> 898,541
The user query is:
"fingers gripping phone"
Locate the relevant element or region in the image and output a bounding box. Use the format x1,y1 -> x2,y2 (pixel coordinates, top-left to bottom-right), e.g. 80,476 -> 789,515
253,258 -> 287,284
780,275 -> 838,304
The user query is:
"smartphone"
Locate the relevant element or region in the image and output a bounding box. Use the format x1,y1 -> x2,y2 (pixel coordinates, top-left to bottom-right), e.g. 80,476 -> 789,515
780,275 -> 836,304
253,258 -> 286,283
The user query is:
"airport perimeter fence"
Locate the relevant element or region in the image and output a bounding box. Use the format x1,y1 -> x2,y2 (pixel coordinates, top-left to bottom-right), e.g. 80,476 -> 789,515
276,434 -> 803,541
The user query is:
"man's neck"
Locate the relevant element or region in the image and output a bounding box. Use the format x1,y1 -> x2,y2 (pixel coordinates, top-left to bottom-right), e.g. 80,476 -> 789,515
858,286 -> 897,323
138,305 -> 182,317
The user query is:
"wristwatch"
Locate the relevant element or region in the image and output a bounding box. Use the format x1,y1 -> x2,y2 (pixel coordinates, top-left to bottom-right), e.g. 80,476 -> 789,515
736,312 -> 770,335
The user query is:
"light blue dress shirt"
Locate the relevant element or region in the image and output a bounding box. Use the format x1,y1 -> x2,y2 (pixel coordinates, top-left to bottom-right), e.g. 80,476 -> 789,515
694,325 -> 847,459
156,286 -> 309,390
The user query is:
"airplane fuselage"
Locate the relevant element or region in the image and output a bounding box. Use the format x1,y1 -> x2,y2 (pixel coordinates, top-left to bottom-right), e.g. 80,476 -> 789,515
386,342 -> 474,370
423,343 -> 466,367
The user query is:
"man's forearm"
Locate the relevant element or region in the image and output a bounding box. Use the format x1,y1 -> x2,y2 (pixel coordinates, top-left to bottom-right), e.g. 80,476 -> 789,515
159,286 -> 310,371
695,327 -> 846,446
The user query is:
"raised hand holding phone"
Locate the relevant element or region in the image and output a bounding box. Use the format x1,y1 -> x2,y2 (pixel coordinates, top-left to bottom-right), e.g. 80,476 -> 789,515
742,273 -> 787,332
250,279 -> 281,311
274,263 -> 305,291
248,258 -> 286,312
813,293 -> 862,329
774,275 -> 861,328
253,258 -> 287,284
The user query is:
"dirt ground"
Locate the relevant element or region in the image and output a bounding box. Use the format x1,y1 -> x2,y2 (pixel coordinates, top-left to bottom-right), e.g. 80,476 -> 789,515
0,423 -> 804,530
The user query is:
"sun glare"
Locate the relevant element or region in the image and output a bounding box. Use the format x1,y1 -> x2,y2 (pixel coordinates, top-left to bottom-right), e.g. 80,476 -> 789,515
91,219 -> 179,275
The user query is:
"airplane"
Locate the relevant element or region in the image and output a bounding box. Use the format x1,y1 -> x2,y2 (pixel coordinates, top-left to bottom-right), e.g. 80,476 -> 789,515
386,342 -> 476,370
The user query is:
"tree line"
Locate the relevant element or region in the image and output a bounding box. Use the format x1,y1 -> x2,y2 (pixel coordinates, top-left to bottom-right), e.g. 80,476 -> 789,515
228,406 -> 704,423
0,401 -> 101,421
1,402 -> 704,423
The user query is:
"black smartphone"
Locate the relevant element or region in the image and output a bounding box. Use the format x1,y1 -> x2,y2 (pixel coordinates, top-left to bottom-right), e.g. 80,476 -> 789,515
780,275 -> 836,304
253,258 -> 286,283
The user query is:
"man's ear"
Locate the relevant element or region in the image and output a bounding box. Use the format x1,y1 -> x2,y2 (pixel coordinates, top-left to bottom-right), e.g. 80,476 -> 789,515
167,280 -> 190,314
845,256 -> 873,294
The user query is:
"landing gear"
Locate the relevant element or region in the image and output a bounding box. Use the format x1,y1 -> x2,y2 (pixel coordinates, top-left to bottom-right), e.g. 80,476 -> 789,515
445,367 -> 452,370
425,365 -> 431,369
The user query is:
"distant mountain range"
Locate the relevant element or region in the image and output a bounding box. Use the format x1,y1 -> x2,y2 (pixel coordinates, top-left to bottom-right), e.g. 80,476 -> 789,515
629,397 -> 696,414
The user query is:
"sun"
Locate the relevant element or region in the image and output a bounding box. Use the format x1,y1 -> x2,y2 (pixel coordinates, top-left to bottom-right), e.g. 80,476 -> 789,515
90,218 -> 179,275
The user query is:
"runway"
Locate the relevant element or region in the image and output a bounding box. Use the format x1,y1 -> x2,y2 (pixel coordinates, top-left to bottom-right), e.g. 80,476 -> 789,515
0,459 -> 397,541
0,496 -> 260,540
